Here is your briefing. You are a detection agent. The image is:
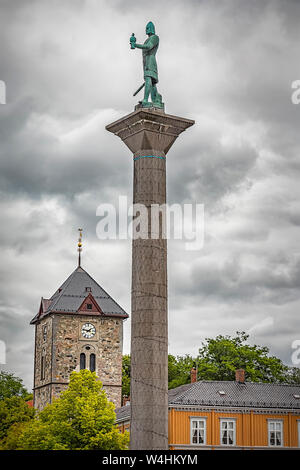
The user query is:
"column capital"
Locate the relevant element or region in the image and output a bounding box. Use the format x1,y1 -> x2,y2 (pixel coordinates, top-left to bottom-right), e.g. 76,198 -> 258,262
106,108 -> 194,155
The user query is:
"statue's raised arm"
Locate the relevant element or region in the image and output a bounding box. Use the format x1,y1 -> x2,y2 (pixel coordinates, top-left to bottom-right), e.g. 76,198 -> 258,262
130,22 -> 163,109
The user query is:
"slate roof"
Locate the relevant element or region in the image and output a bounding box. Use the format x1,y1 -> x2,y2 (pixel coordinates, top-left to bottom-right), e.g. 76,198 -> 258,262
116,381 -> 300,422
30,266 -> 128,323
170,380 -> 300,409
116,402 -> 131,422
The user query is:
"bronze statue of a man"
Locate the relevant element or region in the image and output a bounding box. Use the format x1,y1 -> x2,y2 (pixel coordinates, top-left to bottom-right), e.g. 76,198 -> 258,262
130,22 -> 163,109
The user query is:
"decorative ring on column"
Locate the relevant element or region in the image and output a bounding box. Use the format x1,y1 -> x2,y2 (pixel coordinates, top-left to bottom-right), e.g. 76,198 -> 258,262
133,155 -> 166,161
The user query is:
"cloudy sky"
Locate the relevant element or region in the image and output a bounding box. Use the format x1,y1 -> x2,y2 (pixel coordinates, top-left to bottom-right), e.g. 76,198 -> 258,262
0,0 -> 300,389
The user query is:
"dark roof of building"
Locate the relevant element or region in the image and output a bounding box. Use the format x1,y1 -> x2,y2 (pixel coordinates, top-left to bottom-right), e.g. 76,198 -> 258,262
116,402 -> 131,422
168,383 -> 193,401
30,266 -> 128,323
170,380 -> 300,409
116,380 -> 300,422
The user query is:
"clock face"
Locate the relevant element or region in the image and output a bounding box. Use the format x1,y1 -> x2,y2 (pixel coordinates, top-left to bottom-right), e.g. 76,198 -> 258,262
81,323 -> 96,339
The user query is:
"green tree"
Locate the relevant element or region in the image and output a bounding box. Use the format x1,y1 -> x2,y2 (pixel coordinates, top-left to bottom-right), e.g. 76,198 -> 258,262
2,370 -> 129,450
285,366 -> 300,384
0,396 -> 35,442
168,354 -> 195,389
197,331 -> 289,383
0,371 -> 31,400
122,354 -> 131,397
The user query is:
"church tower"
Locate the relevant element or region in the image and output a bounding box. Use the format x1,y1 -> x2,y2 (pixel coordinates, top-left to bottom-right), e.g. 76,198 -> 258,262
30,232 -> 128,411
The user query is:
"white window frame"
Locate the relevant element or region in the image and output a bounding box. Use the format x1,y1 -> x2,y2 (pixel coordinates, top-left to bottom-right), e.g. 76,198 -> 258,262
297,420 -> 300,448
267,419 -> 283,448
220,418 -> 236,446
190,417 -> 207,446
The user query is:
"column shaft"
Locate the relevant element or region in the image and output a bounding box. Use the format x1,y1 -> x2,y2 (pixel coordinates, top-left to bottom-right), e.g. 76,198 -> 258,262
130,151 -> 168,450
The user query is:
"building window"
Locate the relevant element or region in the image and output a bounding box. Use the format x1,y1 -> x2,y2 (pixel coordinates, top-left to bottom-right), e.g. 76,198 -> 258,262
190,418 -> 206,445
80,353 -> 86,370
86,303 -> 92,310
43,325 -> 47,341
90,353 -> 96,372
41,350 -> 46,380
41,356 -> 44,380
268,420 -> 283,447
220,419 -> 236,446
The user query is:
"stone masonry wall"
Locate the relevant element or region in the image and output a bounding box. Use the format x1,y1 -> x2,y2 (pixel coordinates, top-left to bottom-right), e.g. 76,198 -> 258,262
33,315 -> 53,410
34,313 -> 124,410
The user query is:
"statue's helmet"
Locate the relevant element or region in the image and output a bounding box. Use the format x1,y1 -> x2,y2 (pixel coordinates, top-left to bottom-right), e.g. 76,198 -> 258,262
146,21 -> 155,35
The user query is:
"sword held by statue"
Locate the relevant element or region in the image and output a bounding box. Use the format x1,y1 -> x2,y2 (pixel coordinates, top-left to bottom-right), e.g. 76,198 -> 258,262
133,82 -> 145,97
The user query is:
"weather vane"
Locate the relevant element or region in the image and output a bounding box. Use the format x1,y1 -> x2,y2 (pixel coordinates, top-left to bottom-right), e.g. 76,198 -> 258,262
130,21 -> 163,109
78,228 -> 83,267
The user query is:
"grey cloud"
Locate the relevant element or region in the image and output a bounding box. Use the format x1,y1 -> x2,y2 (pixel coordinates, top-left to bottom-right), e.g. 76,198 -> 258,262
170,252 -> 300,307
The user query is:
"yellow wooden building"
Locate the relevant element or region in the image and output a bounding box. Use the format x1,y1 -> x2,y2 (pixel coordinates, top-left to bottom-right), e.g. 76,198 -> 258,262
116,370 -> 300,450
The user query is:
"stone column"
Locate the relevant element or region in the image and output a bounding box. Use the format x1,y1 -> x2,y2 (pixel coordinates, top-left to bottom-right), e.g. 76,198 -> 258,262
106,107 -> 194,450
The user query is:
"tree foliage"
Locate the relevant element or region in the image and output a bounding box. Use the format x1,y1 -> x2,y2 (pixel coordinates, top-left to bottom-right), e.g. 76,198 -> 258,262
0,371 -> 31,401
0,396 -> 35,442
285,366 -> 300,384
168,354 -> 194,389
122,354 -> 131,397
2,370 -> 129,450
196,331 -> 290,383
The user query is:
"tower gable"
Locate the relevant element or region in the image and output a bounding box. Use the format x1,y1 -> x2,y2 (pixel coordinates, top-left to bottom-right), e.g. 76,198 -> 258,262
77,293 -> 103,315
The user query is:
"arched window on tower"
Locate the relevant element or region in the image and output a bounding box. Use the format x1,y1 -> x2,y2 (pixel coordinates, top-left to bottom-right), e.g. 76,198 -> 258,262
80,353 -> 86,370
90,353 -> 96,373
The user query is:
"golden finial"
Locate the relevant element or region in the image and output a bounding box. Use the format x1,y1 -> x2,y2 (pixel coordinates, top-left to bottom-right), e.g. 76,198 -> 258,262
78,228 -> 83,267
